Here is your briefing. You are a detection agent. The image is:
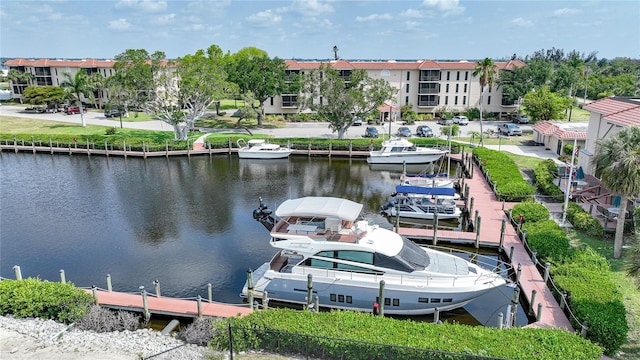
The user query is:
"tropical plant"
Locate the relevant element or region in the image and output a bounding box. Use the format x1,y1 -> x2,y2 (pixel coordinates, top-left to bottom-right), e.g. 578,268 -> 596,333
60,69 -> 95,127
473,58 -> 498,147
592,126 -> 640,258
89,72 -> 108,109
23,86 -> 65,108
522,86 -> 572,121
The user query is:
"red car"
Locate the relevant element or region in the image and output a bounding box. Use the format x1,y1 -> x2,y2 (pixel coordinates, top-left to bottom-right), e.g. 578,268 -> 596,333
65,106 -> 87,115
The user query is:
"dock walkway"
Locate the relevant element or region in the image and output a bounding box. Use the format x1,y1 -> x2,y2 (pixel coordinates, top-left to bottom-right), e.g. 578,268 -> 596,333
397,154 -> 574,331
85,289 -> 252,319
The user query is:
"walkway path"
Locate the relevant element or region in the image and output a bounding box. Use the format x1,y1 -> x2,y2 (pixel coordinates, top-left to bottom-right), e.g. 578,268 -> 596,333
398,155 -> 574,331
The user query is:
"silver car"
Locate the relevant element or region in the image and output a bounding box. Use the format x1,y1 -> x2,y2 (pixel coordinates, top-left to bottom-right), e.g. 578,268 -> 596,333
498,123 -> 522,136
453,115 -> 469,125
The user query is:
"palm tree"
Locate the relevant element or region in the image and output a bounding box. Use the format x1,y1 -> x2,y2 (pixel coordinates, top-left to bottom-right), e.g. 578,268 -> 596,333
89,72 -> 108,109
7,69 -> 34,103
60,69 -> 94,127
592,126 -> 640,258
473,58 -> 498,147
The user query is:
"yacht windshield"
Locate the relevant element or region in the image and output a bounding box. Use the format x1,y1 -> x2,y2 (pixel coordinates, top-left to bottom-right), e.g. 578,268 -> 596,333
395,237 -> 430,270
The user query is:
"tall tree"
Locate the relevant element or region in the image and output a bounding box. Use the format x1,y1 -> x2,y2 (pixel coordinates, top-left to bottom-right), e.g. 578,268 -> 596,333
7,69 -> 34,103
225,47 -> 288,127
473,58 -> 498,147
23,86 -> 65,108
592,126 -> 640,258
112,49 -> 165,113
60,69 -> 94,127
522,86 -> 572,121
146,45 -> 227,140
300,64 -> 396,139
89,72 -> 108,109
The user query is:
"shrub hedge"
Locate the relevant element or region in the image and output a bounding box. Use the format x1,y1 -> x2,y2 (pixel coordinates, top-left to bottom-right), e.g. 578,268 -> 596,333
565,203 -> 604,237
0,278 -> 92,323
522,220 -> 571,260
533,159 -> 563,200
511,202 -> 550,223
211,309 -> 602,360
473,147 -> 535,202
553,248 -> 628,356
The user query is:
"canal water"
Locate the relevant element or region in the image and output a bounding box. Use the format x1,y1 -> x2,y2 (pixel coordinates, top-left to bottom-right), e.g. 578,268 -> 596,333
0,152 -> 528,327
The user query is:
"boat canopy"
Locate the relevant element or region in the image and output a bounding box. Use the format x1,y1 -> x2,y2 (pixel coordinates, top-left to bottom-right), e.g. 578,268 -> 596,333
395,185 -> 456,197
276,197 -> 363,221
248,139 -> 266,145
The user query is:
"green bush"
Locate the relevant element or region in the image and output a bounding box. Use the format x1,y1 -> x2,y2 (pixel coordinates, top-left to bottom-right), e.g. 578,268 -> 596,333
533,160 -> 563,200
522,220 -> 571,260
512,202 -> 550,223
566,203 -> 604,237
473,147 -> 535,202
0,278 -> 93,323
553,248 -> 628,356
211,309 -> 602,360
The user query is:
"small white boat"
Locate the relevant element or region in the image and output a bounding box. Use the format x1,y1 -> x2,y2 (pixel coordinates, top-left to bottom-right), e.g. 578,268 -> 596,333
381,185 -> 462,220
237,139 -> 291,159
244,196 -> 507,315
367,137 -> 447,165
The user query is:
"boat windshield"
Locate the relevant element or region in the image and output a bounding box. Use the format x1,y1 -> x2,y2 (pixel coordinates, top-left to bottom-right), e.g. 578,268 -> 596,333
395,237 -> 430,270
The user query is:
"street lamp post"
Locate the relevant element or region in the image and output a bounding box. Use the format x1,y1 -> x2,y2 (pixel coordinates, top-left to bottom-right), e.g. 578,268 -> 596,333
562,137 -> 578,225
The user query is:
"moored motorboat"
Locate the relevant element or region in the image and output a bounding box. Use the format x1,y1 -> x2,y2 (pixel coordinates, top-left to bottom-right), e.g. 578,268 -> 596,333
381,185 -> 462,220
367,138 -> 448,165
237,139 -> 291,159
243,196 -> 508,315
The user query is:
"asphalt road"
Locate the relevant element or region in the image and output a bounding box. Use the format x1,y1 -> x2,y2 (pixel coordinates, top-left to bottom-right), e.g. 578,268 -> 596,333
0,105 -> 557,161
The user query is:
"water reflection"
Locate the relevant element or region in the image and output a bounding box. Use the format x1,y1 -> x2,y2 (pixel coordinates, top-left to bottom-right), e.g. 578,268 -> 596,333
0,153 -> 526,326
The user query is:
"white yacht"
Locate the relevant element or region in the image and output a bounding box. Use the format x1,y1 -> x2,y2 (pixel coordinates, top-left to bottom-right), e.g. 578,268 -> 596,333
237,139 -> 292,159
243,197 -> 507,315
381,185 -> 462,220
367,138 -> 448,165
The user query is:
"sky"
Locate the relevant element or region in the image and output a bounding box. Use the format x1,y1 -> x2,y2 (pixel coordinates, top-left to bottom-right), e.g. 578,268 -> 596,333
1,0 -> 638,61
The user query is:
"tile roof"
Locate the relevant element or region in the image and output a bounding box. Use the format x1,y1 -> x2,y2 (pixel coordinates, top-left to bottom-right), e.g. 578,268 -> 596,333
583,97 -> 640,127
5,58 -> 116,68
532,121 -> 588,140
282,59 -> 525,71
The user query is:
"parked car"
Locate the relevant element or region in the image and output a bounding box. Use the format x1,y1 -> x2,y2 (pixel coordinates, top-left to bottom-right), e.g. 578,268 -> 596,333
512,114 -> 529,124
498,123 -> 522,136
437,117 -> 453,125
416,125 -> 434,137
105,109 -> 124,118
65,106 -> 87,115
396,126 -> 412,137
351,117 -> 363,126
453,115 -> 469,125
363,126 -> 379,138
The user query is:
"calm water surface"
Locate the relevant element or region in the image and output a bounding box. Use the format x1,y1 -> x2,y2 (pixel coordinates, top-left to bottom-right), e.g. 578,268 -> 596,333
0,152 -> 526,326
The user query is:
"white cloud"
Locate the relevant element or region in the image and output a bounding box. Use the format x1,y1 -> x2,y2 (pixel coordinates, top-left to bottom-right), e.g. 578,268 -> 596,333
355,13 -> 393,22
511,17 -> 533,27
246,10 -> 282,26
400,9 -> 424,18
115,0 -> 167,12
405,21 -> 420,29
290,0 -> 334,17
184,23 -> 205,31
108,18 -> 133,30
422,0 -> 465,16
553,8 -> 581,16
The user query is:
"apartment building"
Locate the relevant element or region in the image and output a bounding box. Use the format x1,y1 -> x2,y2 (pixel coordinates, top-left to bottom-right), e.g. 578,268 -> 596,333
266,59 -> 525,117
5,57 -> 525,117
4,58 -> 117,104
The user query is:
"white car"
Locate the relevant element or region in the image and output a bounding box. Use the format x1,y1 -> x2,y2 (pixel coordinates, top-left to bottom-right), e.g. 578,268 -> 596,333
453,115 -> 469,125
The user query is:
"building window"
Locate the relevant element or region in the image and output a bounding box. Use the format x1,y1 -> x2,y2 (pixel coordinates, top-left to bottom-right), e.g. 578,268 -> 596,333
445,84 -> 449,93
488,86 -> 492,93
319,96 -> 323,105
346,296 -> 352,304
270,97 -> 273,106
406,72 -> 410,81
465,71 -> 469,81
405,96 -> 409,105
405,84 -> 409,93
393,299 -> 399,306
281,95 -> 298,108
445,96 -> 448,105
487,96 -> 491,105
446,72 -> 450,81
330,294 -> 336,302
456,71 -> 460,81
463,96 -> 467,105
455,84 -> 459,93
464,84 -> 467,93
454,96 -> 458,105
